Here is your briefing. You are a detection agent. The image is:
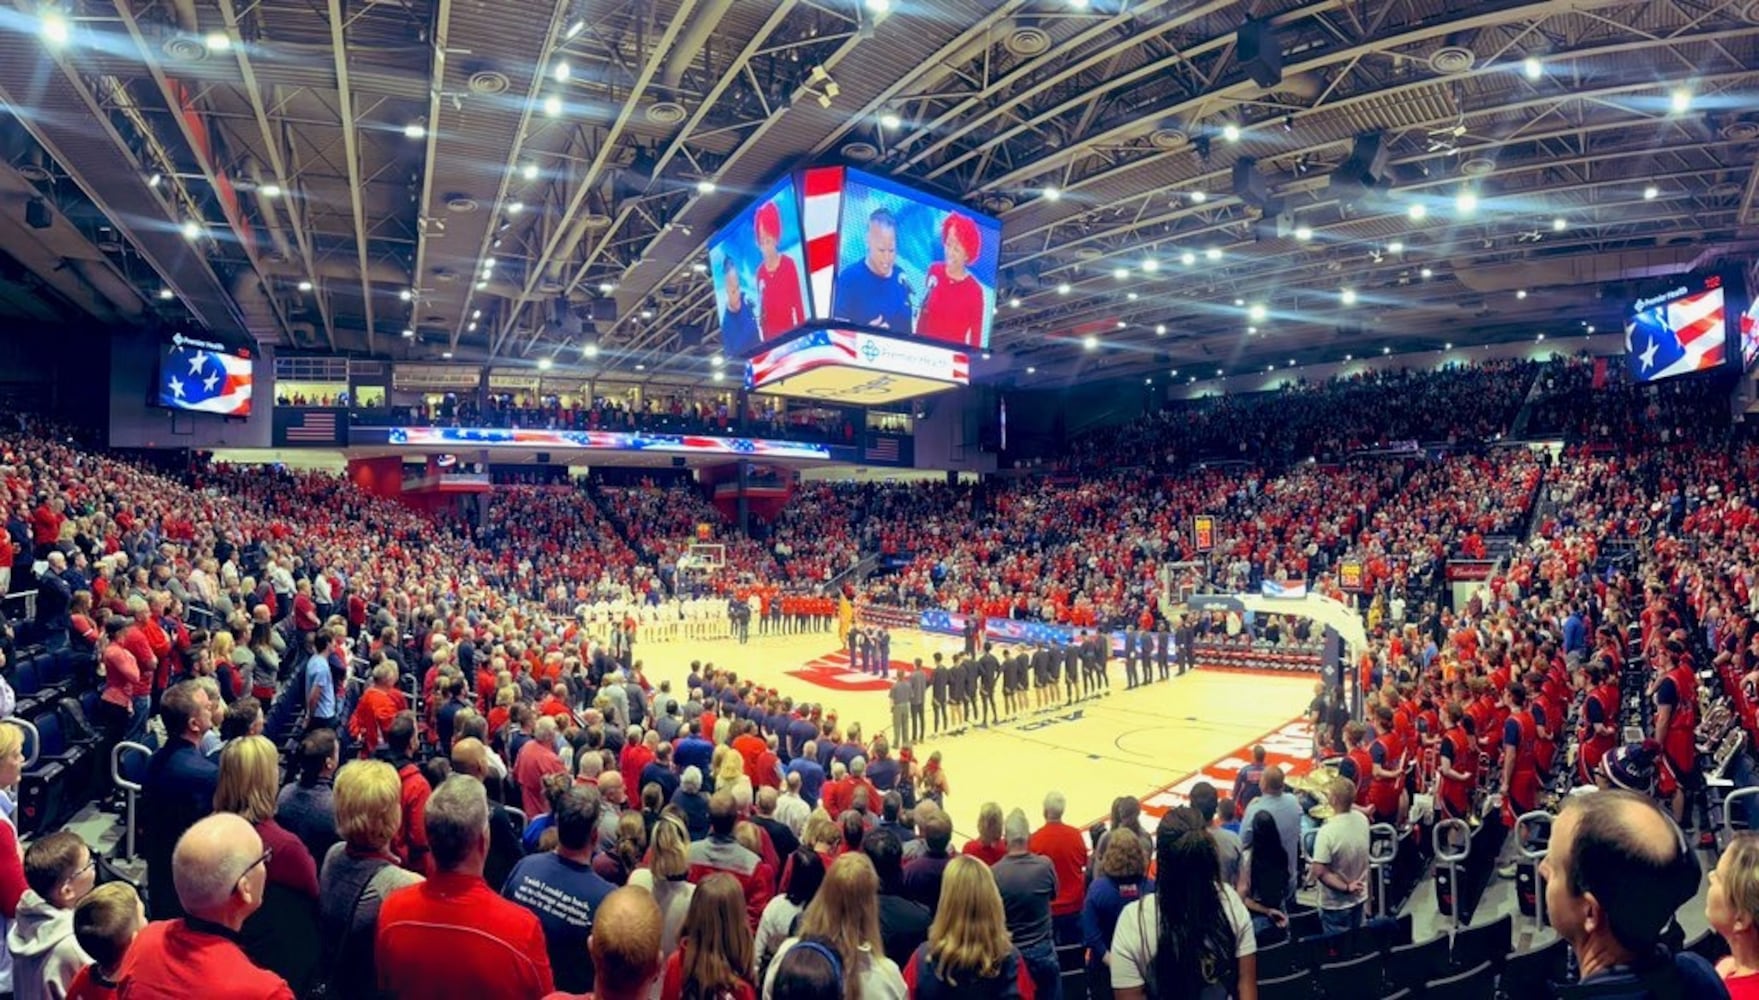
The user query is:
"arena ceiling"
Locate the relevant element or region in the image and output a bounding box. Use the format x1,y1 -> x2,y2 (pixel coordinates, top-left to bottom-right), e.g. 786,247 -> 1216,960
1,0 -> 1758,385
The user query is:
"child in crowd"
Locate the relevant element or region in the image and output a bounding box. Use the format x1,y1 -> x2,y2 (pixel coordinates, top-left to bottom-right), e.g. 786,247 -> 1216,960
8,832 -> 97,1000
64,883 -> 145,1000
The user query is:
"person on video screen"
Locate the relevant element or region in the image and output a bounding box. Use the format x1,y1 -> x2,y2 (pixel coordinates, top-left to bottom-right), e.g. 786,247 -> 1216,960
834,209 -> 913,334
719,257 -> 759,353
754,200 -> 804,339
917,213 -> 986,348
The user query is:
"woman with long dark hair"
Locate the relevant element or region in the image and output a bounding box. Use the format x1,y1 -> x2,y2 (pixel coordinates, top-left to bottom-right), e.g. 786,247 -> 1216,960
1236,809 -> 1290,937
1110,807 -> 1257,1000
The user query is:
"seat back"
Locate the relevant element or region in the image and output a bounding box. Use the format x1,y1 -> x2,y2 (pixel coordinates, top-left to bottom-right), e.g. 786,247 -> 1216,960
1259,969 -> 1313,1000
1257,938 -> 1306,981
1385,934 -> 1450,993
1450,913 -> 1512,973
1287,907 -> 1324,940
1424,959 -> 1495,1000
34,710 -> 67,758
13,658 -> 42,697
1317,950 -> 1385,1000
57,696 -> 99,743
1500,937 -> 1571,1000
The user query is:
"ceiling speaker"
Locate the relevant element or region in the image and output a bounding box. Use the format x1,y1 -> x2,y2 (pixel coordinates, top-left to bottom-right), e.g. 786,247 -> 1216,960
1238,20 -> 1283,88
24,197 -> 50,230
590,299 -> 618,323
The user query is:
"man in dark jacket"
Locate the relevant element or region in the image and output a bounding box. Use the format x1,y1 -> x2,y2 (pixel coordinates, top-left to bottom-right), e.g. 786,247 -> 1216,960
142,681 -> 219,918
864,829 -> 931,968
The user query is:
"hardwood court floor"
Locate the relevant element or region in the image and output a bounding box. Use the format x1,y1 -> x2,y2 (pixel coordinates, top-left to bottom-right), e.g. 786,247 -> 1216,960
640,627 -> 1317,837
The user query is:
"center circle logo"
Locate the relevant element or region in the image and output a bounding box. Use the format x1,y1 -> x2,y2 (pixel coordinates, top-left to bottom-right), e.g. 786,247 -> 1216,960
860,339 -> 882,363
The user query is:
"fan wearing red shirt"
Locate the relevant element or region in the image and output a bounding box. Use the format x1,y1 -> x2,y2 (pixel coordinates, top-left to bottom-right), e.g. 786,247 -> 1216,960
1027,791 -> 1088,941
377,776 -> 553,998
916,213 -> 988,349
753,201 -> 804,340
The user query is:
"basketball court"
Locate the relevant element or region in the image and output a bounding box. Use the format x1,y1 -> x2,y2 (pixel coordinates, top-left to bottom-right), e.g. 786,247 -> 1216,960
638,626 -> 1318,837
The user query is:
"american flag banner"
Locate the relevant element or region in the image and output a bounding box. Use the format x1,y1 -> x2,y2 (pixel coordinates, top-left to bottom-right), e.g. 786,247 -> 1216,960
159,342 -> 254,415
1626,282 -> 1727,381
386,425 -> 832,460
864,436 -> 900,462
283,410 -> 340,444
747,329 -> 859,387
801,166 -> 845,319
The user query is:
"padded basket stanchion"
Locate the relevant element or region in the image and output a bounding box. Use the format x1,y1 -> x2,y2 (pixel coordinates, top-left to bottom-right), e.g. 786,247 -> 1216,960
110,740 -> 151,862
1513,810 -> 1554,935
1368,821 -> 1399,918
1432,817 -> 1471,931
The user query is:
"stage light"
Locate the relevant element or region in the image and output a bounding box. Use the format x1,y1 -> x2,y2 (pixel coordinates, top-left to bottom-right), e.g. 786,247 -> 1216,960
1455,190 -> 1478,215
1180,251 -> 1196,266
566,19 -> 584,38
40,9 -> 69,48
180,219 -> 203,241
543,95 -> 562,117
1340,288 -> 1357,305
260,183 -> 283,198
583,343 -> 600,358
1248,326 -> 1258,335
1408,203 -> 1427,221
403,122 -> 426,140
1189,191 -> 1207,204
691,262 -> 707,274
1083,335 -> 1099,350
1445,342 -> 1453,350
205,32 -> 231,52
1294,225 -> 1312,241
1536,333 -> 1545,342
635,363 -> 646,371
475,280 -> 488,290
1113,267 -> 1130,280
1524,57 -> 1542,80
1516,289 -> 1528,300
297,280 -> 313,292
1644,184 -> 1659,200
1205,247 -> 1222,261
1126,292 -> 1138,301
1008,296 -> 1021,308
879,111 -> 902,130
554,61 -> 571,83
1056,282 -> 1071,295
441,351 -> 453,359
1042,186 -> 1061,202
401,328 -> 415,338
711,354 -> 725,367
537,357 -> 553,369
712,370 -> 725,382
598,282 -> 616,294
1233,298 -> 1245,307
472,309 -> 482,319
1671,87 -> 1692,113
147,172 -> 163,188
1249,303 -> 1267,322
695,179 -> 716,195
522,163 -> 540,181
1141,258 -> 1159,272
1026,366 -> 1036,374
1156,324 -> 1167,335
1386,241 -> 1404,254
1382,346 -> 1391,354
1221,123 -> 1241,143
158,288 -> 174,301
467,322 -> 477,332
1420,267 -> 1433,279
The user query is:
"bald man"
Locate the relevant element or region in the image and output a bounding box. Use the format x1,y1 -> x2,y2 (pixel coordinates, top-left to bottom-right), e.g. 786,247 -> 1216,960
115,813 -> 294,997
543,886 -> 664,1000
1541,790 -> 1726,997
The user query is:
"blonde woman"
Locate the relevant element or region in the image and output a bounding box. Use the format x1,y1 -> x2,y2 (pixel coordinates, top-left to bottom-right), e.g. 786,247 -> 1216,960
1708,831 -> 1759,997
801,810 -> 842,864
630,815 -> 698,994
716,750 -> 753,809
904,855 -> 1034,996
0,723 -> 25,994
214,735 -> 321,991
316,759 -> 423,999
762,852 -> 905,1000
961,802 -> 1006,866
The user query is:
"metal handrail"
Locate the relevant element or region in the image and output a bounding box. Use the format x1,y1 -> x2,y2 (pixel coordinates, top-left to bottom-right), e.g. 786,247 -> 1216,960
1433,817 -> 1471,863
1514,810 -> 1553,860
110,740 -> 151,862
1724,786 -> 1759,833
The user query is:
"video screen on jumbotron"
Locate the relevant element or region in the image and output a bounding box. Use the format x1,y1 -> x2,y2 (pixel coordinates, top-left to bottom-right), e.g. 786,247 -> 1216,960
706,175 -> 811,358
1623,271 -> 1730,382
1743,295 -> 1759,371
155,334 -> 255,416
828,169 -> 1002,351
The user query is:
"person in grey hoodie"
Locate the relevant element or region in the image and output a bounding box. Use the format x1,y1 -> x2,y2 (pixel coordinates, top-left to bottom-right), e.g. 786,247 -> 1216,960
7,832 -> 95,1000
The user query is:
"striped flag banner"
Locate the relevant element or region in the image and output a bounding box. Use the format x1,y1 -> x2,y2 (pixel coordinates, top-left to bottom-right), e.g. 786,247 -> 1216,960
285,410 -> 339,443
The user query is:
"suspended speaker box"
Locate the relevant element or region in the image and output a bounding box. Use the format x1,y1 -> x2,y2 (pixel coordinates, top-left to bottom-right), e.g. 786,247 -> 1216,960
1238,20 -> 1283,88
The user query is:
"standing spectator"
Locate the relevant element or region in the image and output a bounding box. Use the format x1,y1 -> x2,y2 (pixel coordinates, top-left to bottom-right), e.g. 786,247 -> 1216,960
376,713 -> 430,875
751,788 -> 801,864
993,809 -> 1058,1000
628,816 -> 697,981
1110,807 -> 1257,1000
0,721 -> 26,992
516,717 -> 569,819
1237,811 -> 1290,936
504,786 -> 618,996
65,882 -> 145,1000
277,729 -> 340,864
762,853 -> 907,1000
903,855 -> 1035,997
142,682 -> 218,919
962,803 -> 1007,867
756,849 -> 825,976
214,735 -> 321,993
686,794 -> 773,929
1082,827 -> 1152,999
315,760 -> 424,1000
1542,790 -> 1725,997
774,774 -> 811,839
1191,782 -> 1242,888
659,873 -> 757,1000
861,829 -> 931,971
114,814 -> 294,998
542,886 -> 666,1000
375,776 -> 554,997
674,768 -> 712,842
901,807 -> 955,910
1708,833 -> 1759,998
8,832 -> 97,1000
1238,767 -> 1302,907
1028,791 -> 1088,947
304,633 -> 338,732
1309,778 -> 1371,935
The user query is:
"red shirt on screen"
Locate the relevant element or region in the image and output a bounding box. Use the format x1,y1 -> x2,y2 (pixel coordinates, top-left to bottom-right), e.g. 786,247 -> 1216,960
757,256 -> 805,339
917,263 -> 985,348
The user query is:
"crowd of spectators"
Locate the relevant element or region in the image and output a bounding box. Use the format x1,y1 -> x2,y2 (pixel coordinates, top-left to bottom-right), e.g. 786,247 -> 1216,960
381,393 -> 859,446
